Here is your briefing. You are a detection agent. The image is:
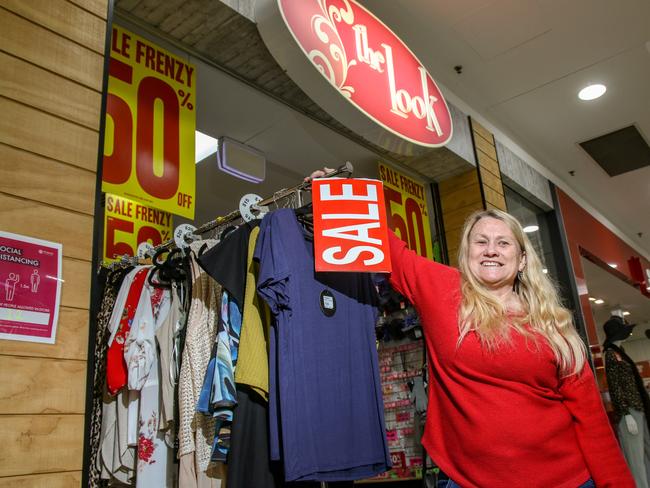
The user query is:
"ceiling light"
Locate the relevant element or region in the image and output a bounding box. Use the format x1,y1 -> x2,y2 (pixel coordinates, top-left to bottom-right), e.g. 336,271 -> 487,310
523,225 -> 539,233
623,311 -> 631,316
542,268 -> 548,274
594,299 -> 605,304
578,84 -> 606,101
588,297 -> 596,301
608,263 -> 618,268
195,130 -> 220,163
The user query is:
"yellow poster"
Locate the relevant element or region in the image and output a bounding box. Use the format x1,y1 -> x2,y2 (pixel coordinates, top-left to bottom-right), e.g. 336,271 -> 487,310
102,25 -> 196,219
103,194 -> 173,263
378,162 -> 434,260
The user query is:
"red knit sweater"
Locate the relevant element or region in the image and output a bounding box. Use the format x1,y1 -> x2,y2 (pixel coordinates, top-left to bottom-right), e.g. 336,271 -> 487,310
388,232 -> 634,488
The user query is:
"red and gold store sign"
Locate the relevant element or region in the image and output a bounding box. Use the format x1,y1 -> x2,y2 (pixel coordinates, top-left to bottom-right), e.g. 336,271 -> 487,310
102,25 -> 196,219
103,194 -> 172,263
378,162 -> 433,260
275,0 -> 452,148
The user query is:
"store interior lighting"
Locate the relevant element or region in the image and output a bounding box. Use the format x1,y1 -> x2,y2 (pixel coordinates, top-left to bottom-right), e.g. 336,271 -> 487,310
523,225 -> 539,233
594,299 -> 605,304
195,130 -> 220,163
589,297 -> 596,301
623,311 -> 631,316
608,263 -> 618,268
216,136 -> 266,183
578,83 -> 607,101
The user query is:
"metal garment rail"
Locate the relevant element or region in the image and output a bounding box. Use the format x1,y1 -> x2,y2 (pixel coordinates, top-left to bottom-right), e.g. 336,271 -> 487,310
150,162 -> 353,487
148,162 -> 354,255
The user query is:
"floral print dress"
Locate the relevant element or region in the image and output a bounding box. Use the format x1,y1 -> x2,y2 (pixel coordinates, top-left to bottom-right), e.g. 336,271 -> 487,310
125,271 -> 173,487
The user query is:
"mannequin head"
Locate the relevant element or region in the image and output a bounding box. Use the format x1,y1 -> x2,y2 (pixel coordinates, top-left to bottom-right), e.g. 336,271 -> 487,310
603,314 -> 636,345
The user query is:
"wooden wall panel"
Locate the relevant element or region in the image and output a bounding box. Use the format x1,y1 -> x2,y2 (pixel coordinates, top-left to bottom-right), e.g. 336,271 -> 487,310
479,166 -> 504,195
0,193 -> 93,261
484,186 -> 507,210
0,52 -> 102,130
474,133 -> 498,161
471,118 -> 507,212
68,0 -> 109,19
0,472 -> 82,488
60,259 -> 93,310
0,144 -> 96,215
477,150 -> 500,176
0,356 -> 86,414
440,186 -> 483,215
0,97 -> 99,172
1,0 -> 107,54
0,8 -> 104,91
439,117 -> 511,265
438,168 -> 485,267
438,169 -> 479,195
0,307 -> 89,360
0,415 -> 85,477
471,119 -> 494,144
444,205 -> 480,232
0,0 -> 107,483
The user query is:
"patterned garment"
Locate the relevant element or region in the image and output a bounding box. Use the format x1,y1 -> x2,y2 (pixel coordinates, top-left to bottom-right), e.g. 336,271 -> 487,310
88,268 -> 131,488
196,290 -> 240,462
106,268 -> 149,395
178,251 -> 221,474
605,348 -> 647,422
125,276 -> 174,487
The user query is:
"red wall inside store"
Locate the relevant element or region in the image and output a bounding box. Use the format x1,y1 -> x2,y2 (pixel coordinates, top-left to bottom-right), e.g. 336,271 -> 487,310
556,188 -> 650,349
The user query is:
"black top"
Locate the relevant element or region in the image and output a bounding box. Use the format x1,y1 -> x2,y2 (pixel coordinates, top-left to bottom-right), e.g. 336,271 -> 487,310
196,221 -> 259,309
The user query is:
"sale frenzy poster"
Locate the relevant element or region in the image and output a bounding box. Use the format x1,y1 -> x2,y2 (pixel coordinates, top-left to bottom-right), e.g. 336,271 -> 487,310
0,231 -> 62,344
103,193 -> 173,263
102,25 -> 196,219
378,163 -> 434,260
312,178 -> 392,273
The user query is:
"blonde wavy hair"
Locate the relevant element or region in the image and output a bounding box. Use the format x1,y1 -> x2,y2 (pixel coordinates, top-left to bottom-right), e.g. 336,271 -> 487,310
457,209 -> 586,376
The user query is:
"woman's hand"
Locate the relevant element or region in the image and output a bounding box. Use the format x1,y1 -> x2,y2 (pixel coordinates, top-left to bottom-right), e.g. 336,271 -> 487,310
304,167 -> 335,183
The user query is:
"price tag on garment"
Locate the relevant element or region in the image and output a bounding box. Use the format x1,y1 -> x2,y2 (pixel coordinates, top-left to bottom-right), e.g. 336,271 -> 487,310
136,242 -> 154,259
173,223 -> 197,249
311,178 -> 392,273
378,163 -> 434,260
239,193 -> 266,222
103,193 -> 172,263
101,25 -> 196,219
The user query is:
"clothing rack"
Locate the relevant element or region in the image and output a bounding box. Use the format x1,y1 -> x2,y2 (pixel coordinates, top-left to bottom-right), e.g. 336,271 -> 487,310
148,162 -> 354,255
98,256 -> 151,273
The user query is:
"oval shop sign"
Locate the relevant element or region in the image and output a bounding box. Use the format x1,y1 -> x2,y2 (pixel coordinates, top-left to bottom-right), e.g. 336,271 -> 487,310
277,0 -> 453,148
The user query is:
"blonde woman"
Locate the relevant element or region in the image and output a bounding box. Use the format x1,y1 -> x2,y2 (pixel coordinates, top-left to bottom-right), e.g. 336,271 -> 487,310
307,170 -> 634,487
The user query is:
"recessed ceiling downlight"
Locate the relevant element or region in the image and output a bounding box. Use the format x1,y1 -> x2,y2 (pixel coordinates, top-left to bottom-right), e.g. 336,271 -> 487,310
523,225 -> 539,233
578,84 -> 606,101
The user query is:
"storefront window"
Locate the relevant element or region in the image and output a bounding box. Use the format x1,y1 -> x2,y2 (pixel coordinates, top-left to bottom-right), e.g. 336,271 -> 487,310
504,186 -> 557,279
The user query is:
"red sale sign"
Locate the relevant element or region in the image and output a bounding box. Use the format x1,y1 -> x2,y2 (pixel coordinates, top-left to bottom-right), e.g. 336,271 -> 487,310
0,231 -> 62,344
312,179 -> 392,273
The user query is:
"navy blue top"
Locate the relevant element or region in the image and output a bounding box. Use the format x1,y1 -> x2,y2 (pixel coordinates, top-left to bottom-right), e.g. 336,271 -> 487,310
254,209 -> 390,482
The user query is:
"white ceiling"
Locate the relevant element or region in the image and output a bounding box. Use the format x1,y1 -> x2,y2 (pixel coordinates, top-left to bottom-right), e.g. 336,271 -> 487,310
363,0 -> 650,258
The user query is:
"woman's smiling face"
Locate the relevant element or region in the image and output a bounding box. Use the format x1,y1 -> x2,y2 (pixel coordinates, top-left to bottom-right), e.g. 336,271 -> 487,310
468,217 -> 526,293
